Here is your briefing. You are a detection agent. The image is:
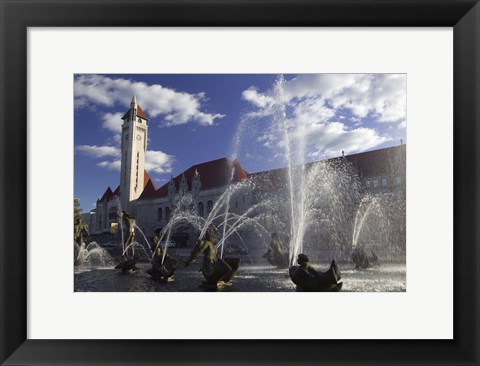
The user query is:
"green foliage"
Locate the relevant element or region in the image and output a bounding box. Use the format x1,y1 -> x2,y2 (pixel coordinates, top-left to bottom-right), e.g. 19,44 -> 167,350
74,198 -> 83,221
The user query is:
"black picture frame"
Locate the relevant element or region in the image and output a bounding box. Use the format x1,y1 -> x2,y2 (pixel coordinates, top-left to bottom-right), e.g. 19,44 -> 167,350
1,1 -> 479,365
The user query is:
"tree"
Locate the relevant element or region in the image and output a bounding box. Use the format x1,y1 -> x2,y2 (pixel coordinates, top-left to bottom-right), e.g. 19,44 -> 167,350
74,198 -> 83,221
74,198 -> 89,245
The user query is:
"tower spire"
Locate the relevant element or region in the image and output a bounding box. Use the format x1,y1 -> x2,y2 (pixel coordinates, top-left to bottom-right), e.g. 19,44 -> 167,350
130,94 -> 137,108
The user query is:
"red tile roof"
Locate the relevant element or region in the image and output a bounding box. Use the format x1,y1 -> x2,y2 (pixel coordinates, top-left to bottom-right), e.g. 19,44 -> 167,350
142,179 -> 157,198
248,145 -> 406,187
139,158 -> 249,199
122,104 -> 148,120
104,145 -> 405,203
100,171 -> 156,201
345,145 -> 406,177
143,171 -> 157,190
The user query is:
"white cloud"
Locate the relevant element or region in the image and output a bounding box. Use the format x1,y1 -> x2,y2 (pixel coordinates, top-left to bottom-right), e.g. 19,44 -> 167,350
243,74 -> 406,124
303,122 -> 391,158
242,74 -> 404,158
102,112 -> 124,133
76,143 -> 174,175
145,151 -> 175,174
242,88 -> 275,108
75,145 -> 120,158
97,160 -> 121,171
74,74 -> 225,126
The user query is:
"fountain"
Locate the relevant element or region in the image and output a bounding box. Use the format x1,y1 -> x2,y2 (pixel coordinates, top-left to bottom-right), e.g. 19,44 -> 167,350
185,224 -> 240,290
114,210 -> 141,273
146,233 -> 179,281
150,195 -> 203,265
74,241 -> 115,267
186,178 -> 270,288
351,193 -> 406,268
248,75 -> 366,290
262,232 -> 288,267
74,74 -> 406,293
74,214 -> 115,267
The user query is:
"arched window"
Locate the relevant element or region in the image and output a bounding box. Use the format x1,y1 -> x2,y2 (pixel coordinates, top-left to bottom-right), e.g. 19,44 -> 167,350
157,207 -> 163,221
165,207 -> 171,221
198,202 -> 204,217
207,200 -> 213,214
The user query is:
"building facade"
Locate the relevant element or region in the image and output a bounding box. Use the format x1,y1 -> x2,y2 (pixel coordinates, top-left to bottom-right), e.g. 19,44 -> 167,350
88,97 -> 406,251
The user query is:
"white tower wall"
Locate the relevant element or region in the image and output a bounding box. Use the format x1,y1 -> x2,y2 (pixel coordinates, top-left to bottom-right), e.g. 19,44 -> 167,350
120,96 -> 148,214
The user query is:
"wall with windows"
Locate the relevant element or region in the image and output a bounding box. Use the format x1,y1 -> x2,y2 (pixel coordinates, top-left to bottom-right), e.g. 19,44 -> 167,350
363,175 -> 405,193
90,195 -> 120,235
135,184 -> 253,246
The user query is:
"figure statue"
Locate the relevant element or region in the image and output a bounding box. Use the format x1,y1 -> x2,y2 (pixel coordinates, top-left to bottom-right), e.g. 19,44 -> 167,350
369,250 -> 381,267
74,217 -> 89,247
114,211 -> 139,273
289,253 -> 342,292
351,246 -> 371,269
185,224 -> 240,289
263,232 -> 289,267
146,233 -> 179,281
74,217 -> 90,264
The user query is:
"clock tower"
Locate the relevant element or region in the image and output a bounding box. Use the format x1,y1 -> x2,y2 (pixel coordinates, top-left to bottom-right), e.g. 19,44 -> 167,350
120,95 -> 148,214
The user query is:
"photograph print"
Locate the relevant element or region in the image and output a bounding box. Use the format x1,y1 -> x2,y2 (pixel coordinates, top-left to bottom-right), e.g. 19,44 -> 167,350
74,73 -> 406,292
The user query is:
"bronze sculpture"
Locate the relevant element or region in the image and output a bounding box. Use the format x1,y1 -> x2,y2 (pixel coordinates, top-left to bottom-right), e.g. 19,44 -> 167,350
185,224 -> 240,289
351,246 -> 380,269
289,253 -> 342,292
263,232 -> 289,267
115,211 -> 139,273
74,217 -> 89,247
146,233 -> 179,281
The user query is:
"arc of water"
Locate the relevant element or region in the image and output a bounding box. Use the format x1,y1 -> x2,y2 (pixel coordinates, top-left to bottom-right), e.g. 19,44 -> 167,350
122,241 -> 149,258
220,166 -> 236,258
118,213 -> 125,253
198,183 -> 241,240
150,196 -> 191,262
216,208 -> 270,251
161,224 -> 174,265
134,224 -> 153,257
352,197 -> 376,249
218,114 -> 250,258
216,215 -> 267,250
215,201 -> 270,250
75,241 -> 115,267
148,199 -> 206,264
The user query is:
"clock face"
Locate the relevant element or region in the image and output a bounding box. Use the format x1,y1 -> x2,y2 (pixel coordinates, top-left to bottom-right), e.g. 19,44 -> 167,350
136,134 -> 142,141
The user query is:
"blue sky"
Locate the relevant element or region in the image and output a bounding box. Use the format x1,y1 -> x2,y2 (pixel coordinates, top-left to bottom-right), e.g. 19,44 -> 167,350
74,74 -> 406,212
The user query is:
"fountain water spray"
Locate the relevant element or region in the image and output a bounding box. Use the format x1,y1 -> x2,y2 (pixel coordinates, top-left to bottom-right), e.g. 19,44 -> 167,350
149,194 -> 205,264
74,241 -> 114,267
352,195 -> 377,249
252,75 -> 365,264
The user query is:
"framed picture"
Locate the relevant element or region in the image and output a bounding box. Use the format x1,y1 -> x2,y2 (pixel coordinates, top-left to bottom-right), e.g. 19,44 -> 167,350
1,0 -> 479,365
